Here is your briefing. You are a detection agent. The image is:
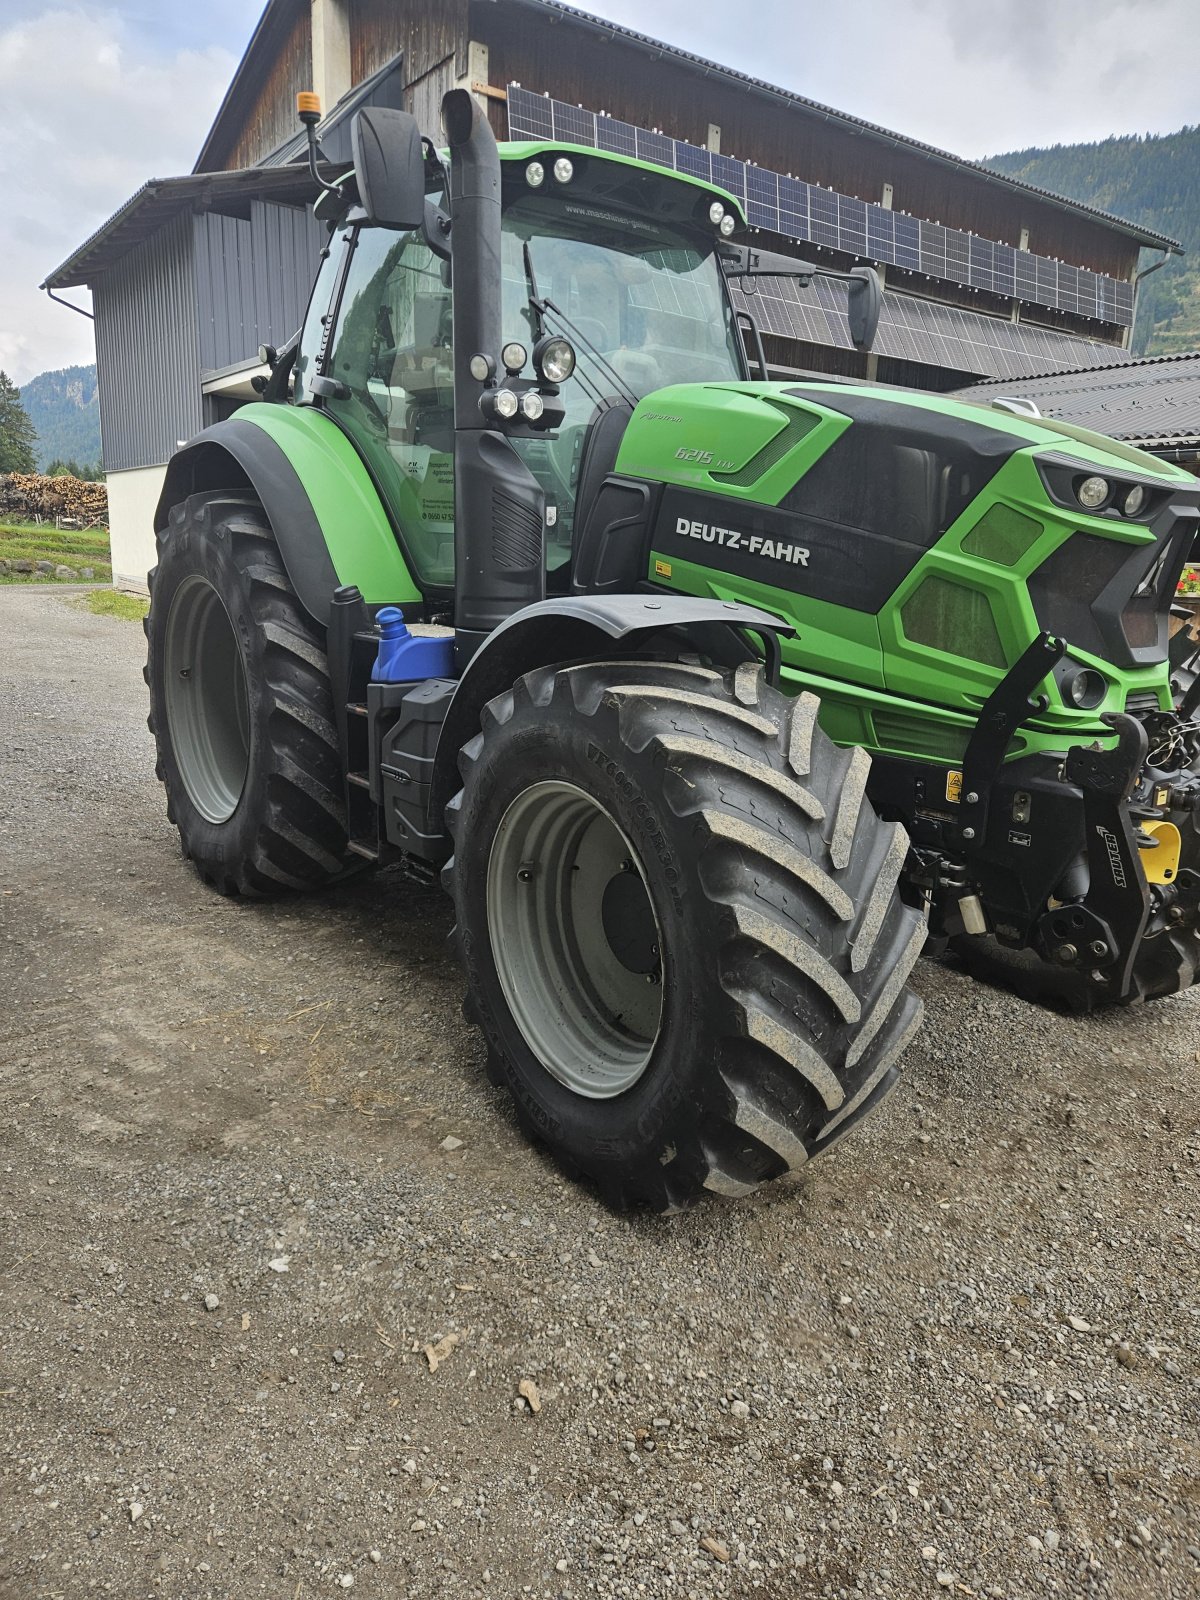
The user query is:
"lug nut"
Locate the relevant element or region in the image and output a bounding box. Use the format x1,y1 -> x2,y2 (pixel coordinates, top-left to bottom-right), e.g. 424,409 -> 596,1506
1055,943 -> 1078,965
1089,939 -> 1108,957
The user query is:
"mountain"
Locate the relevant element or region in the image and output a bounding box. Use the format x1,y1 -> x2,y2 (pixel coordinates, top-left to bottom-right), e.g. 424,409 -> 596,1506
20,364 -> 102,473
984,126 -> 1200,358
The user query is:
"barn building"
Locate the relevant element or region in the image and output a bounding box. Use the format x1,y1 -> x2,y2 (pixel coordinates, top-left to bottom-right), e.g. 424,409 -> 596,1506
43,0 -> 1180,589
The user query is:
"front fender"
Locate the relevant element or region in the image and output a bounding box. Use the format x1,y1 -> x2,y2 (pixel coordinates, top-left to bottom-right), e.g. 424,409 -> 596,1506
155,405 -> 420,626
431,594 -> 793,819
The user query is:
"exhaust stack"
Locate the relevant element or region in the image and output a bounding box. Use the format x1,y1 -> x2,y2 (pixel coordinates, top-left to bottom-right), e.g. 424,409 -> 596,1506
442,89 -> 545,666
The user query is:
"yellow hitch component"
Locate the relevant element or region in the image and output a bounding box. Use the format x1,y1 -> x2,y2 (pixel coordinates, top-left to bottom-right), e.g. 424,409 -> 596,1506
1140,820 -> 1182,884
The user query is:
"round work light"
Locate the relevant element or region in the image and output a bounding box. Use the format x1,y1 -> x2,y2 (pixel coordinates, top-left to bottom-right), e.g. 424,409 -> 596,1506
1076,476 -> 1110,511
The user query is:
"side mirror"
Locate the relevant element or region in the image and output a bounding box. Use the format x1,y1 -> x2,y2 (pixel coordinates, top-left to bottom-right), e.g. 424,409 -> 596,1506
351,107 -> 426,230
848,266 -> 882,353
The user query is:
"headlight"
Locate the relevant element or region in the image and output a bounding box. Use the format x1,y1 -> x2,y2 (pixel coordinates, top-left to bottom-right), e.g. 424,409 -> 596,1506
1066,667 -> 1106,709
520,391 -> 545,421
501,341 -> 528,374
553,157 -> 574,184
1076,475 -> 1110,511
708,201 -> 725,225
493,389 -> 519,420
719,213 -> 736,236
534,335 -> 576,384
525,161 -> 545,188
1122,484 -> 1148,518
468,353 -> 494,383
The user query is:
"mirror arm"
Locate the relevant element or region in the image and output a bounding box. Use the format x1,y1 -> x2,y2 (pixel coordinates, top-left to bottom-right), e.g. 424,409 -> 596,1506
259,332 -> 300,402
305,121 -> 343,208
422,198 -> 452,261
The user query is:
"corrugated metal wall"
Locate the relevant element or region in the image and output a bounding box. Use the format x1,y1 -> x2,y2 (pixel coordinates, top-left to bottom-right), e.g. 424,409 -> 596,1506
92,212 -> 202,473
193,201 -> 323,372
94,201 -> 323,473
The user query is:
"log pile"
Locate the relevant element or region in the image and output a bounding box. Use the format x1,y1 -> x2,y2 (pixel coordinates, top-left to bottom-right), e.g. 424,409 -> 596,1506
0,473 -> 108,528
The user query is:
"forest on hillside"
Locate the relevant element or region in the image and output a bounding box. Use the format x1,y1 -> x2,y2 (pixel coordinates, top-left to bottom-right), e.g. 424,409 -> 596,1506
985,126 -> 1200,357
21,364 -> 101,473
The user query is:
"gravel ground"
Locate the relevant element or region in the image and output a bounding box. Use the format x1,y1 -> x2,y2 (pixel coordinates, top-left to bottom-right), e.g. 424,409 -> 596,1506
1,583 -> 1198,1600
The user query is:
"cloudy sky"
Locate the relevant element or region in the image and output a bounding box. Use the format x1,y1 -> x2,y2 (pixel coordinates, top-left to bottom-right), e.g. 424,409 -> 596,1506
3,0 -> 1198,386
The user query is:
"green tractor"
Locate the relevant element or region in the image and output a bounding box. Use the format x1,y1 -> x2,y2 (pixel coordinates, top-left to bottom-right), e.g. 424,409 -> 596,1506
145,90 -> 1200,1209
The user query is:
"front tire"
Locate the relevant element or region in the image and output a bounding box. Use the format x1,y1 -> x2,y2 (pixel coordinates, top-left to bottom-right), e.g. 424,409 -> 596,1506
446,659 -> 926,1209
145,492 -> 349,896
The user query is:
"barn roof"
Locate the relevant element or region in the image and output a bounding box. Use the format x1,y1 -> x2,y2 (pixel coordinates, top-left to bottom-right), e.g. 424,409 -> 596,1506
955,350 -> 1200,451
41,166 -> 326,291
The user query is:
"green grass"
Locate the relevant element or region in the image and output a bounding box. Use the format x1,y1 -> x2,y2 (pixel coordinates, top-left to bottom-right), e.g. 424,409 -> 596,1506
0,520 -> 111,583
82,589 -> 148,621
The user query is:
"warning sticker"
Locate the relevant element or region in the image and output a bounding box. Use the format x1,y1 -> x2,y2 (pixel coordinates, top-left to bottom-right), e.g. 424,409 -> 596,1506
945,770 -> 963,805
654,559 -> 673,578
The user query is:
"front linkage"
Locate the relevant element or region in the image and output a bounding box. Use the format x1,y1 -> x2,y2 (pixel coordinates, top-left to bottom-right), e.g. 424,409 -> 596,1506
874,634 -> 1200,1006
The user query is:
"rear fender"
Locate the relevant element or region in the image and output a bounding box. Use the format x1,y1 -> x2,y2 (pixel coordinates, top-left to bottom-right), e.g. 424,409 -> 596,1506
431,594 -> 793,819
154,407 -> 421,627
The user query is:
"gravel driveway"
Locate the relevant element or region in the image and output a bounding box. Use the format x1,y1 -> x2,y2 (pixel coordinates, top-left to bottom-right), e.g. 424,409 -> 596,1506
1,583 -> 1197,1600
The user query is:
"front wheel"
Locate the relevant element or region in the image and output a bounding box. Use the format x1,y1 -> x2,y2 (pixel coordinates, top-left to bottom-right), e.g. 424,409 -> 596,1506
445,659 -> 926,1209
144,492 -> 349,896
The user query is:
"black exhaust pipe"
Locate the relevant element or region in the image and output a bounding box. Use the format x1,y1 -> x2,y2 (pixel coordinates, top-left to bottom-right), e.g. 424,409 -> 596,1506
442,89 -> 545,668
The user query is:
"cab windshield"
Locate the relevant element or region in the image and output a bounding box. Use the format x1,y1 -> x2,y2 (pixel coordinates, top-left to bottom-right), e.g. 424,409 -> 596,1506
501,196 -> 744,558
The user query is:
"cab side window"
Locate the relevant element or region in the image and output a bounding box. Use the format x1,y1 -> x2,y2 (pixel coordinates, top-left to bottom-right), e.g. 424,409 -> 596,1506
324,226 -> 456,588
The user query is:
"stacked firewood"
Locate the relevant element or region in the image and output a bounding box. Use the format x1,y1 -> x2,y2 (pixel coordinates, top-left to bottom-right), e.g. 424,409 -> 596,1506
0,473 -> 109,527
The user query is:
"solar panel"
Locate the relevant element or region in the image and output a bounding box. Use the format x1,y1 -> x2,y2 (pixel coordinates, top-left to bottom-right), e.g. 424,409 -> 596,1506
506,85 -> 1134,330
728,276 -> 1131,381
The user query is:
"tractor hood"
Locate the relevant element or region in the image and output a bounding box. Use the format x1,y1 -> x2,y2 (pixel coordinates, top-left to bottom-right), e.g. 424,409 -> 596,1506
613,378 -> 1200,711
614,380 -> 1196,510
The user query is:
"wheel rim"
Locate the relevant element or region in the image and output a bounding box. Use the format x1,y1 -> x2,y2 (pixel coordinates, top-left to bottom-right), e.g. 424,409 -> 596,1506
163,575 -> 250,824
486,780 -> 664,1098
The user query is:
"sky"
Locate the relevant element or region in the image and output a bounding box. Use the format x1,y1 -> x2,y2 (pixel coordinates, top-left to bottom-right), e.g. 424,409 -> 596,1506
2,0 -> 1198,387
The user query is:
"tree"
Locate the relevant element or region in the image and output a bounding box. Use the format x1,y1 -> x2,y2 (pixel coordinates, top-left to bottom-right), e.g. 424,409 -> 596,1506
45,457 -> 104,482
0,371 -> 37,474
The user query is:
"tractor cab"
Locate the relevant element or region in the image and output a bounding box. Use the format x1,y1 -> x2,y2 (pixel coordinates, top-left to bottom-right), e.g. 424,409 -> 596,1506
291,134 -> 748,603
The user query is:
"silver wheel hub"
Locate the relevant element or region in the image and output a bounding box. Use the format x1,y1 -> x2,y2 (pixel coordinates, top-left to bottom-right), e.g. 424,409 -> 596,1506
486,781 -> 664,1098
163,575 -> 250,824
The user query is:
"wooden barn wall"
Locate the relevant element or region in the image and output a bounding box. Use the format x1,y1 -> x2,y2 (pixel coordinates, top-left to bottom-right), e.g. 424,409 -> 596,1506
225,6 -> 313,171
351,0 -> 468,129
474,7 -> 1140,282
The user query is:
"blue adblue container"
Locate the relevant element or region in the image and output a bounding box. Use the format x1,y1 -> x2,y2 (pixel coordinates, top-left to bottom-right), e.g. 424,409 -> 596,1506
372,607 -> 455,682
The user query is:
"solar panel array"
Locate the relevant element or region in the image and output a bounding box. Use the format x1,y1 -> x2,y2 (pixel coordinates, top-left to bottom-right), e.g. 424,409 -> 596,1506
506,86 -> 1134,329
728,276 -> 1132,382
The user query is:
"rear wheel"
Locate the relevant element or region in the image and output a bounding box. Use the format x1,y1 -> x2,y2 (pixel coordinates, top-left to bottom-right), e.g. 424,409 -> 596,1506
145,492 -> 349,896
446,658 -> 926,1209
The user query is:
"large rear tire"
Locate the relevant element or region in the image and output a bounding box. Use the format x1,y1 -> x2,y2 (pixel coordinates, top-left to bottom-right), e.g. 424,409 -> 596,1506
144,492 -> 349,896
445,659 -> 926,1209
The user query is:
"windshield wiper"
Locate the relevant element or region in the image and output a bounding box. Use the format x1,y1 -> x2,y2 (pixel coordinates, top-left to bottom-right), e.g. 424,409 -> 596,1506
521,240 -> 639,409
520,241 -> 604,411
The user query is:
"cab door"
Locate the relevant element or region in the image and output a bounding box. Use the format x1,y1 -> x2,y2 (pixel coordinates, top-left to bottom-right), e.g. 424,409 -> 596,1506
319,224 -> 456,595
